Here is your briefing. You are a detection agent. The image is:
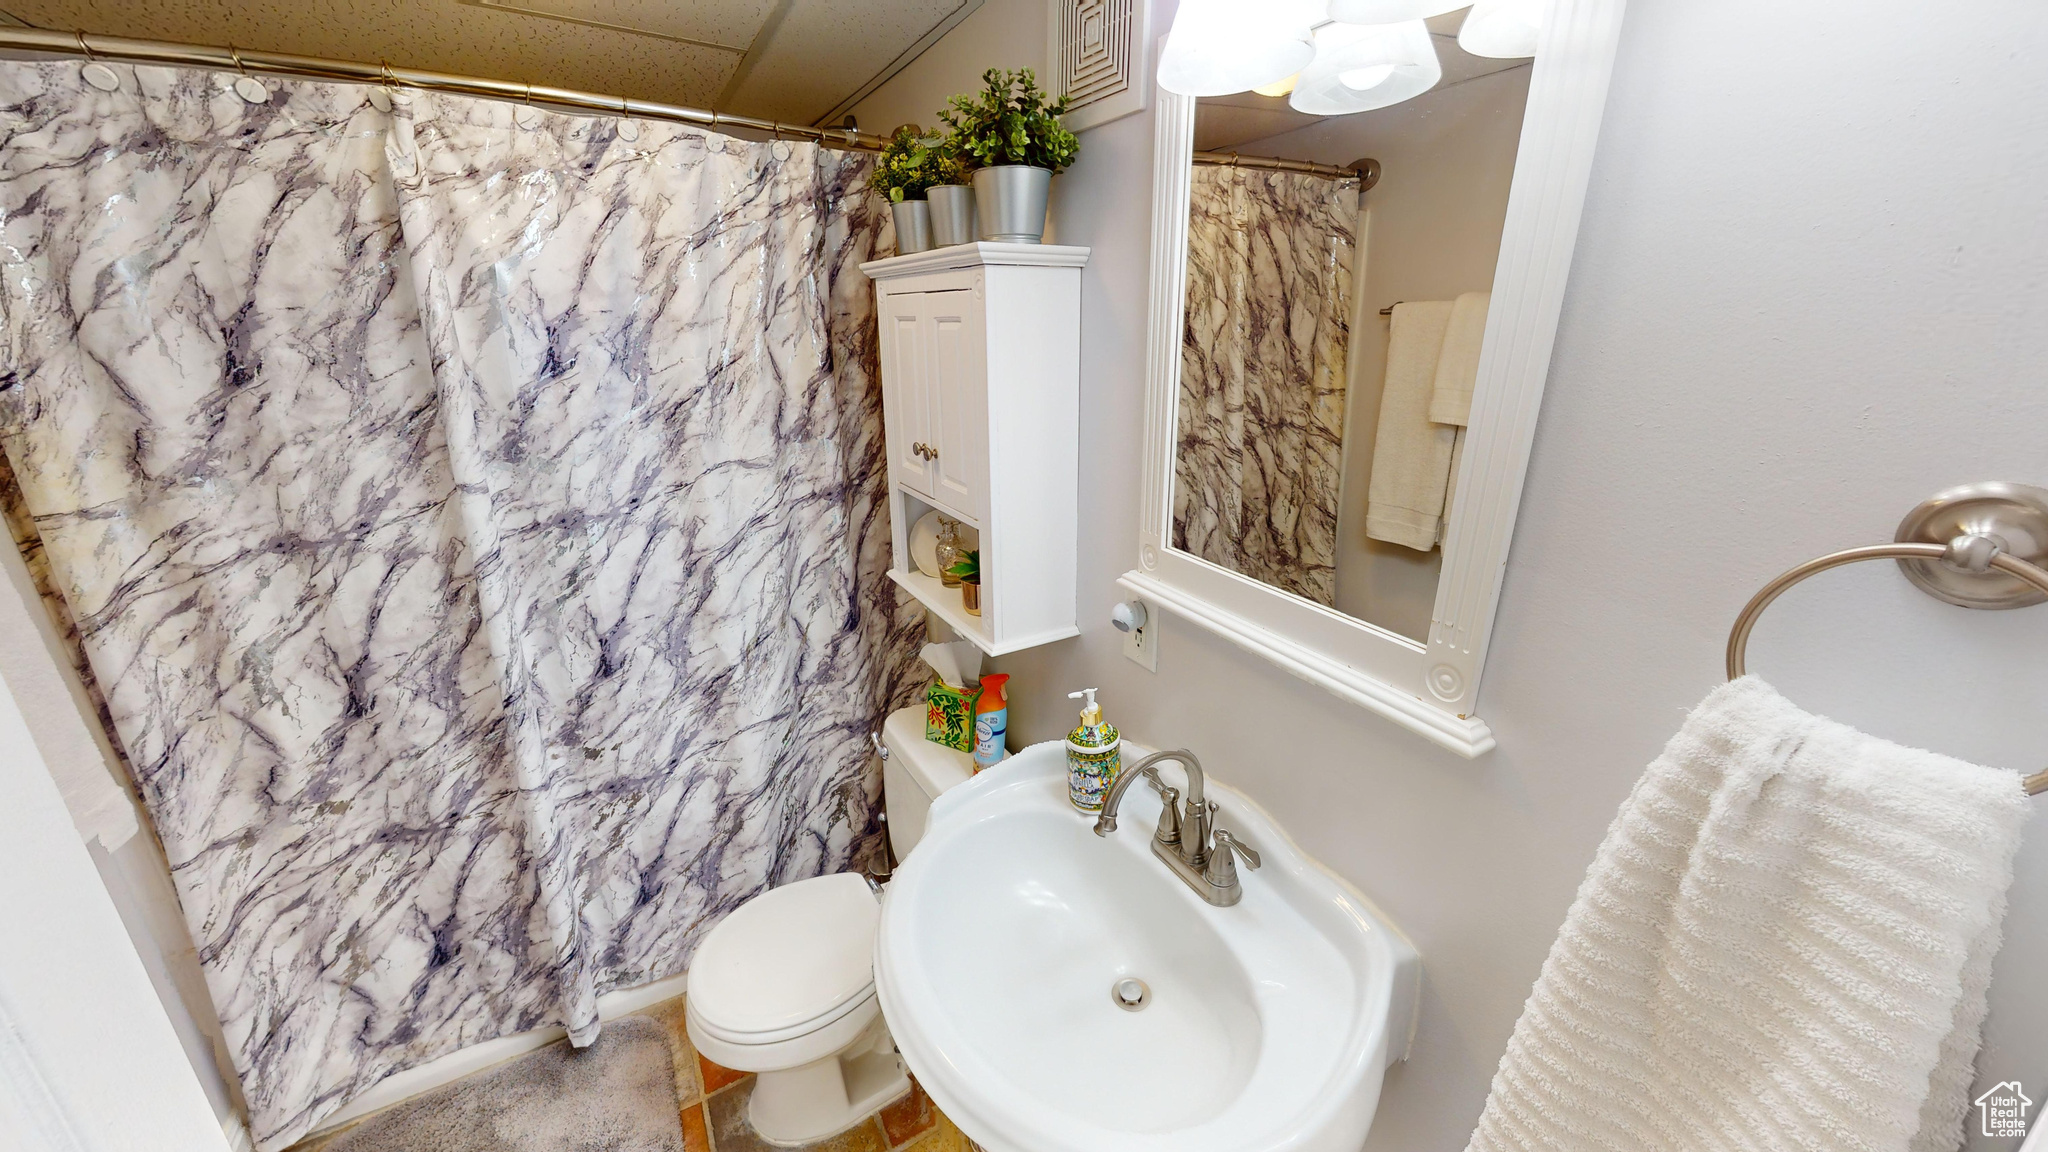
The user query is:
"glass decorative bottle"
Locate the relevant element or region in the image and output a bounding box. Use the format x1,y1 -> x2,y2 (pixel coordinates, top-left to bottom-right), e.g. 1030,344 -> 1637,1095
934,517 -> 962,587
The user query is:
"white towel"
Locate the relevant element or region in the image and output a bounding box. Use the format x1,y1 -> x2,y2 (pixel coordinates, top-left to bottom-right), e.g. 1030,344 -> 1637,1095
1467,677 -> 2027,1152
1366,300 -> 1459,550
1429,290 -> 1490,427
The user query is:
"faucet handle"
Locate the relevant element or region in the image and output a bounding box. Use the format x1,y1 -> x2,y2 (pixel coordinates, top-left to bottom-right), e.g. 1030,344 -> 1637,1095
1204,827 -> 1261,894
1212,828 -> 1260,870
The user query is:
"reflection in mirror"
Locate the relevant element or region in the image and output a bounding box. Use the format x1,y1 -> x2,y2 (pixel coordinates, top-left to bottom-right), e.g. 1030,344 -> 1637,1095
1169,8 -> 1531,641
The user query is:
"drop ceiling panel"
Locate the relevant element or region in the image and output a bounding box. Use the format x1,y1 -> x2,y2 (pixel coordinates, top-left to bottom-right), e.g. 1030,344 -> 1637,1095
9,0 -> 743,105
721,0 -> 977,126
471,0 -> 777,49
7,0 -> 996,126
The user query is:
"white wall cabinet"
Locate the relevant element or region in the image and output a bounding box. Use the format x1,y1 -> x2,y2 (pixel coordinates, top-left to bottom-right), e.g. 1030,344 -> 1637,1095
861,242 -> 1088,656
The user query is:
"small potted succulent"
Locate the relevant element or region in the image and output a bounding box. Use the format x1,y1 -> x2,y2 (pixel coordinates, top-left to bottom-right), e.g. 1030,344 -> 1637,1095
941,68 -> 1080,244
869,125 -> 964,256
946,549 -> 982,616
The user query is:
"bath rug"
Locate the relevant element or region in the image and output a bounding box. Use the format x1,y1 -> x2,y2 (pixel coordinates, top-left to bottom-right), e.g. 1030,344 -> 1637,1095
327,1016 -> 682,1152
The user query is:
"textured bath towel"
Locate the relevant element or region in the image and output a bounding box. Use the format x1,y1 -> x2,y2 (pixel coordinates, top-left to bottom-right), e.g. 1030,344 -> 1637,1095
1428,290 -> 1490,427
1365,300 -> 1459,550
1467,677 -> 2028,1152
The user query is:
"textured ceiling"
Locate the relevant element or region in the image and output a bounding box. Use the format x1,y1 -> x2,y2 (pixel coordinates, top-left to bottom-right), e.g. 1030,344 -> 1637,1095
1195,8 -> 1528,153
0,0 -> 982,125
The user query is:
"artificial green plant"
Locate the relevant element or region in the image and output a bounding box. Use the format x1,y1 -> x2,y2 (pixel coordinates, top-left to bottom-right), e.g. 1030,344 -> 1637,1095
944,549 -> 981,584
939,68 -> 1080,174
866,125 -> 966,203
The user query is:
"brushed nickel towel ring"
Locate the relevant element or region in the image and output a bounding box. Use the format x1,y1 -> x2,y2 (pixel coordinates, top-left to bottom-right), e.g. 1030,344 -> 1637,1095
1725,482 -> 2048,795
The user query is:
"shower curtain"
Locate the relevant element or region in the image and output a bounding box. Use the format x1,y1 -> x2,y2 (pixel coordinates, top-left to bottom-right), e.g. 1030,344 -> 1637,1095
0,62 -> 918,1150
1174,163 -> 1358,607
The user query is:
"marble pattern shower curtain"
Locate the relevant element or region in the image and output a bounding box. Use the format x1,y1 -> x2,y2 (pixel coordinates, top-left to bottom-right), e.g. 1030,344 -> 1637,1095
1174,163 -> 1358,606
0,62 -> 916,1149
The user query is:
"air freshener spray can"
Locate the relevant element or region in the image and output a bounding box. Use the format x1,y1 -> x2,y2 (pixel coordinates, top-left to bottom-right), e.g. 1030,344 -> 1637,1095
973,674 -> 1010,773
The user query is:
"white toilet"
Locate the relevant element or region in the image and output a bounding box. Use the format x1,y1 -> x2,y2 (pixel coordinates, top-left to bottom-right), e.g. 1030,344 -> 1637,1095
685,704 -> 973,1145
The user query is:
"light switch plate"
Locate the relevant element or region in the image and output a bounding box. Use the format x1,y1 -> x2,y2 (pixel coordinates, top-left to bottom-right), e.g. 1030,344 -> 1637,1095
1121,600 -> 1158,672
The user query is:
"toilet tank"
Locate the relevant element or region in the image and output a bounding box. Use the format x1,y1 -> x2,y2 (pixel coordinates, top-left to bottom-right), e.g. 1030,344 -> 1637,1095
880,705 -> 974,860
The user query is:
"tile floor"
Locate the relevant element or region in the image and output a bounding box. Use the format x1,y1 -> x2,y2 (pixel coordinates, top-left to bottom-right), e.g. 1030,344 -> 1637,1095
292,992 -> 975,1152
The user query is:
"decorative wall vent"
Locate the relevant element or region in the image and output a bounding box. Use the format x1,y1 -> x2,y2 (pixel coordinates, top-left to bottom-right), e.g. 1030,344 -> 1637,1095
1050,0 -> 1149,132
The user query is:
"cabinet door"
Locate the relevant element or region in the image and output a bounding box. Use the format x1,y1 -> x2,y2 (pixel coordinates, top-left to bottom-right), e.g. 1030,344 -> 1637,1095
921,290 -> 985,519
878,290 -> 933,495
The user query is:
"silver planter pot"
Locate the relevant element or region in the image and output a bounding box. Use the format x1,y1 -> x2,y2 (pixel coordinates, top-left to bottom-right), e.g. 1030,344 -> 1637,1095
972,166 -> 1052,243
927,184 -> 978,246
891,199 -> 934,255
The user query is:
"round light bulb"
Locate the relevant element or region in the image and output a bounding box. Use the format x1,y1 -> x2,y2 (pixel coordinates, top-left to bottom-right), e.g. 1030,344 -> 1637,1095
1253,73 -> 1302,98
1327,0 -> 1467,23
1290,20 -> 1442,116
1158,0 -> 1318,97
1459,0 -> 1546,58
1338,64 -> 1397,91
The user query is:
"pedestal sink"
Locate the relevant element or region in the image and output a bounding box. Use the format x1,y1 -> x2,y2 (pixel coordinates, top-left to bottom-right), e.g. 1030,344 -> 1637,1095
875,739 -> 1420,1152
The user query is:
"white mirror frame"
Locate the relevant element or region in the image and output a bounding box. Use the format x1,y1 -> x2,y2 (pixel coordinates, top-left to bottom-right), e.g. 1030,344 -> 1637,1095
1120,0 -> 1630,757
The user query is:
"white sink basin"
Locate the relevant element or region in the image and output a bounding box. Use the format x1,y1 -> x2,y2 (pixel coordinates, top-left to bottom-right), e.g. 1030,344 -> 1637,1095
876,739 -> 1419,1152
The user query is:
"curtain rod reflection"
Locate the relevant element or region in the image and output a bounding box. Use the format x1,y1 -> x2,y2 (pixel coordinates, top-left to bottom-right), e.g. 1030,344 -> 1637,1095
0,25 -> 892,152
1194,150 -> 1381,189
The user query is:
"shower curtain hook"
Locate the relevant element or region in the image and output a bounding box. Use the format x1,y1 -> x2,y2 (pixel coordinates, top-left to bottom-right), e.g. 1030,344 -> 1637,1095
225,44 -> 267,103
366,59 -> 398,113
74,29 -> 121,92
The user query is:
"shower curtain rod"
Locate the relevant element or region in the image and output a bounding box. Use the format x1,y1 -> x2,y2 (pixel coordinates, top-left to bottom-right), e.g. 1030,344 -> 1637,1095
1194,149 -> 1381,189
0,26 -> 892,152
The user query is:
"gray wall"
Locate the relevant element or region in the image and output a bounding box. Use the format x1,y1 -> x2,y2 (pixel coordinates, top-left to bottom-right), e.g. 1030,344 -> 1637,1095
867,0 -> 2048,1147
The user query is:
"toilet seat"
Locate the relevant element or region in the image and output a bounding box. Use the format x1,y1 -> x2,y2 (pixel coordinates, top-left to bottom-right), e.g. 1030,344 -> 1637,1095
686,872 -> 879,1047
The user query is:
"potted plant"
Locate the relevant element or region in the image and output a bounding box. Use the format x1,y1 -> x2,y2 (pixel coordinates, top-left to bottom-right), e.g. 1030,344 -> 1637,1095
946,549 -> 982,616
927,162 -> 978,247
868,125 -> 964,256
941,68 -> 1080,244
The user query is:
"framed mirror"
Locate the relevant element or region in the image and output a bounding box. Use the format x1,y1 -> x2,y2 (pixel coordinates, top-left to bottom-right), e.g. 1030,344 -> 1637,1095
1121,0 -> 1629,755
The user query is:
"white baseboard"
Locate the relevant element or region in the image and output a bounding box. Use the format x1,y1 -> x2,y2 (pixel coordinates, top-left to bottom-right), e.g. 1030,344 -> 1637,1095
311,971 -> 693,1135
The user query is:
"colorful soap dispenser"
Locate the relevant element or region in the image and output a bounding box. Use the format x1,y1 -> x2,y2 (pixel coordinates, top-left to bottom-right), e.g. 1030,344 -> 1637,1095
1064,688 -> 1121,812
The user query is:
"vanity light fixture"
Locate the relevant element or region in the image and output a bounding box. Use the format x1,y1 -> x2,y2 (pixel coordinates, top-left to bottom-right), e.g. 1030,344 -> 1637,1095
1327,0 -> 1469,21
1458,0 -> 1545,58
1157,0 -> 1318,97
1289,19 -> 1442,116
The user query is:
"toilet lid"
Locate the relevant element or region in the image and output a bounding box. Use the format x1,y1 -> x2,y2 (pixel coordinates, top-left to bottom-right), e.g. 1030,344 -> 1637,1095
686,872 -> 879,1040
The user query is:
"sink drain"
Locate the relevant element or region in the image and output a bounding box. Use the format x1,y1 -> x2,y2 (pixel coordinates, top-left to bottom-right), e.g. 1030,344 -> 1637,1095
1111,977 -> 1151,1012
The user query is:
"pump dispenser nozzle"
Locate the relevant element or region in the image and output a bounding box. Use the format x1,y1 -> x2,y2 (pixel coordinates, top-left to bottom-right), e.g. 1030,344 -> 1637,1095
1068,687 -> 1101,725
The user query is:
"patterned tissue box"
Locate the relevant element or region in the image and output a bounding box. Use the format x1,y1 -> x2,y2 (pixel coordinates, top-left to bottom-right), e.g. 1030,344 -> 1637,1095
925,680 -> 982,753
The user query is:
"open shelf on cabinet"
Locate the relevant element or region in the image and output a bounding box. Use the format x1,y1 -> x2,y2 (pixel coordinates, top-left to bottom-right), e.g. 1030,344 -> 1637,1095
888,567 -> 993,650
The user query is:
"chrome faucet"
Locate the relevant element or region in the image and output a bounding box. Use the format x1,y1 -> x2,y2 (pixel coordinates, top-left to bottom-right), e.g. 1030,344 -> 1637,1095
1094,750 -> 1260,906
